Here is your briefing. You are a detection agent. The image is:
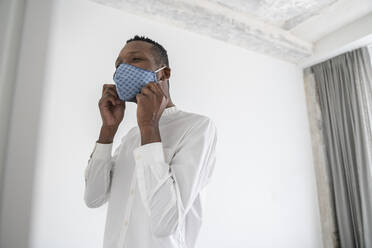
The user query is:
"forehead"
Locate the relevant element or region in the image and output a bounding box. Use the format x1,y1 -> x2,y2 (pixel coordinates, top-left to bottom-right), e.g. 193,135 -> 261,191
120,40 -> 153,56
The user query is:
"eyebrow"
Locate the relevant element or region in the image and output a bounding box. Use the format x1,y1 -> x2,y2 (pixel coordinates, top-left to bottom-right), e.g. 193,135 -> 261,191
115,51 -> 147,67
127,51 -> 142,54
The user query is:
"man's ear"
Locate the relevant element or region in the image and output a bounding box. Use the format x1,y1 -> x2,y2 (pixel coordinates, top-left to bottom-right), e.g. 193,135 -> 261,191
161,67 -> 171,81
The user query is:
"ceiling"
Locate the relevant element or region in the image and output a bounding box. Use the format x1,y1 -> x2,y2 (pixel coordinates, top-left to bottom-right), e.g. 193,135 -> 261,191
207,0 -> 338,31
291,0 -> 372,42
90,0 -> 372,64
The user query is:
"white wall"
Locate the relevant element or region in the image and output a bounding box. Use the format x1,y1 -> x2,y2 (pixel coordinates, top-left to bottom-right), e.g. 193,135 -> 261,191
0,0 -> 323,247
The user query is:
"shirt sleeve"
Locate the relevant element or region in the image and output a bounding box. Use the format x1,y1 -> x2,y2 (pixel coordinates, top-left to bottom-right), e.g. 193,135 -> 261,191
84,139 -> 123,208
133,117 -> 218,238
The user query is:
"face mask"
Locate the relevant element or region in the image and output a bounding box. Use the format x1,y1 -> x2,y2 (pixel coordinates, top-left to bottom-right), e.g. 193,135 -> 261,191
113,62 -> 166,102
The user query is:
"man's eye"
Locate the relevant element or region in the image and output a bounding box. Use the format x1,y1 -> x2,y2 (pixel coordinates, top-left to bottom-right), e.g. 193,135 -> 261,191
132,57 -> 142,61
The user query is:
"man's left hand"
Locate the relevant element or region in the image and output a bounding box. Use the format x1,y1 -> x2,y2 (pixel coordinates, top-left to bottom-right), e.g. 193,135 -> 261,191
136,81 -> 169,128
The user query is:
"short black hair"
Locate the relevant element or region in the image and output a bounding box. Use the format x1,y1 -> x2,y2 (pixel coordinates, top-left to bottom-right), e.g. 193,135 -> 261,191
126,35 -> 169,68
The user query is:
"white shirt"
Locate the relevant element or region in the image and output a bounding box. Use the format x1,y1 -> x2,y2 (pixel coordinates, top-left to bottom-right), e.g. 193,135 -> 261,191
84,105 -> 217,248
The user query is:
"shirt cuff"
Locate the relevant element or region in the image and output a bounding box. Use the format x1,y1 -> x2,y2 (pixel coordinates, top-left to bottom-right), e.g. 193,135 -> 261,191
90,142 -> 113,160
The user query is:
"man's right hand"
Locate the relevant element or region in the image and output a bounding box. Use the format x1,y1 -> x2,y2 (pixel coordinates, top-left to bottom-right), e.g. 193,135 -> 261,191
97,84 -> 126,143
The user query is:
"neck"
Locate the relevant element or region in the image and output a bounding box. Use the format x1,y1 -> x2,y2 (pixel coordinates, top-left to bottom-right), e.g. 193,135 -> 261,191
165,91 -> 175,108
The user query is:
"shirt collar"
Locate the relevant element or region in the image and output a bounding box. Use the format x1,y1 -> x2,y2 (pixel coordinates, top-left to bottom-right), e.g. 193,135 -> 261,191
161,105 -> 179,117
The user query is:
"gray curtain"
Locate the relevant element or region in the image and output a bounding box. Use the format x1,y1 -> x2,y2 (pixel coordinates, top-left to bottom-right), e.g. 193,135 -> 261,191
311,47 -> 372,248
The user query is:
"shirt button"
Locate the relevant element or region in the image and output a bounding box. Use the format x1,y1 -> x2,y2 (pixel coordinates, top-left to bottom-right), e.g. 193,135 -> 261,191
125,220 -> 128,226
130,189 -> 134,195
135,154 -> 141,159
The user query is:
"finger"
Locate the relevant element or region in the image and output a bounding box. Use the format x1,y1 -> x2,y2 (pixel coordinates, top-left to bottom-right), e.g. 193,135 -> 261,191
102,84 -> 116,94
136,93 -> 143,102
103,87 -> 123,104
156,83 -> 167,97
146,82 -> 161,95
104,88 -> 119,98
148,82 -> 166,98
103,84 -> 116,94
103,91 -> 117,101
102,94 -> 117,106
141,85 -> 155,96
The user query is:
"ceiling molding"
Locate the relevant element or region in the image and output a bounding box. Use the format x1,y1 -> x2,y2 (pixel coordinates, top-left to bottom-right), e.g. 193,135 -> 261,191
90,0 -> 314,63
206,0 -> 337,31
300,12 -> 372,68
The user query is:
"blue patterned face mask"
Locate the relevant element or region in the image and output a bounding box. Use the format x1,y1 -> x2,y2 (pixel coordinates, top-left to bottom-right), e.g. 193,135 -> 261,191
113,62 -> 166,102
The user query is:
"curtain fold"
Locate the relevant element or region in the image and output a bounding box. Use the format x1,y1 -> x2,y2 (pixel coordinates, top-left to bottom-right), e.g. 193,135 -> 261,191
311,47 -> 372,248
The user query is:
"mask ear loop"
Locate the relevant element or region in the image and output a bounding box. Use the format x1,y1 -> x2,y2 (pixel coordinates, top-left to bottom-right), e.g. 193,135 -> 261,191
154,65 -> 167,73
154,66 -> 167,82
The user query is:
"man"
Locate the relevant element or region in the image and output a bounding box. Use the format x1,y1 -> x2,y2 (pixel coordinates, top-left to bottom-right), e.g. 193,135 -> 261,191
84,35 -> 217,248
